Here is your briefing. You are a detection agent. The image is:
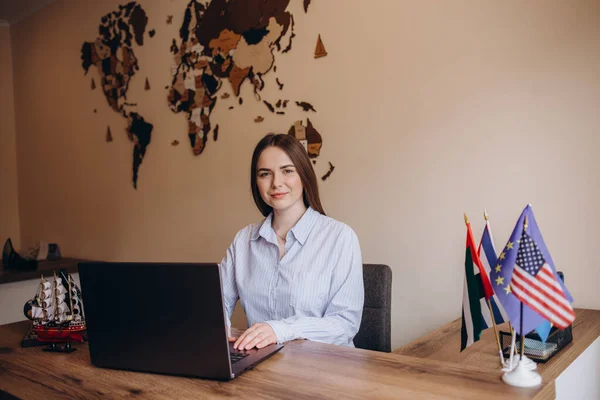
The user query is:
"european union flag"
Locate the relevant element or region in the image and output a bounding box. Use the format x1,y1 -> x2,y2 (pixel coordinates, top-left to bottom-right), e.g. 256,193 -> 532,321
489,205 -> 574,335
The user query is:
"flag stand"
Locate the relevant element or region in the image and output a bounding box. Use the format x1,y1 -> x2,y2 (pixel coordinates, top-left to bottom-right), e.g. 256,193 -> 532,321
502,304 -> 542,386
502,238 -> 542,387
502,327 -> 537,371
502,349 -> 543,387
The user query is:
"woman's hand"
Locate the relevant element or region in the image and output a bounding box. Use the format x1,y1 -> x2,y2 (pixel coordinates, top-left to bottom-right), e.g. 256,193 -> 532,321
227,326 -> 238,343
233,322 -> 277,350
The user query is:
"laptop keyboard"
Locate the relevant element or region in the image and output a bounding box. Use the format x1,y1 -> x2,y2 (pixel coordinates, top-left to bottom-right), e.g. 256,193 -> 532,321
230,352 -> 250,364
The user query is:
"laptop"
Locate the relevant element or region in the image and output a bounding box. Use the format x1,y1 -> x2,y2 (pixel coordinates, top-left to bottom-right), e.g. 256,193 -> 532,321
78,262 -> 283,380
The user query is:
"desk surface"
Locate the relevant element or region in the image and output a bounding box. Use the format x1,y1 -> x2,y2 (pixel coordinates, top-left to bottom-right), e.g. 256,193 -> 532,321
394,308 -> 600,400
1,322 -> 545,399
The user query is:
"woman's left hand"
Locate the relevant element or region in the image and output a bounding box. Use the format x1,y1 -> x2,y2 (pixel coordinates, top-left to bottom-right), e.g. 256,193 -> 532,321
233,322 -> 277,350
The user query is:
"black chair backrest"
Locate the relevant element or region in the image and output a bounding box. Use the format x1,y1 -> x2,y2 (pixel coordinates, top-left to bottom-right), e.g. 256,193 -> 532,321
353,264 -> 392,352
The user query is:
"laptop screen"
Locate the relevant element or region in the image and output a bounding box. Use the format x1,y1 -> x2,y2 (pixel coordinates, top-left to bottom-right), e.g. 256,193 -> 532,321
79,262 -> 233,379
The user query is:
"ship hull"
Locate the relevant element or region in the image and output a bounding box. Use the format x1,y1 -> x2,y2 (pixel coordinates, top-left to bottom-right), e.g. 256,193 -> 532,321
33,324 -> 86,343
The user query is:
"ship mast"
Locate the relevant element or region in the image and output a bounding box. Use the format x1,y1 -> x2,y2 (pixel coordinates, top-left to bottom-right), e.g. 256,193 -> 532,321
41,274 -> 48,322
68,273 -> 74,321
53,272 -> 59,323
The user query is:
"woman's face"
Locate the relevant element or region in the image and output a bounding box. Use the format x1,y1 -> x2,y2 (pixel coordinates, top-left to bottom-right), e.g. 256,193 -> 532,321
256,146 -> 305,214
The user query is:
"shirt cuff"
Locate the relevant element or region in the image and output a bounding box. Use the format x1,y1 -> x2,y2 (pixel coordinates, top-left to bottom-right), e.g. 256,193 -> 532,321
265,320 -> 294,344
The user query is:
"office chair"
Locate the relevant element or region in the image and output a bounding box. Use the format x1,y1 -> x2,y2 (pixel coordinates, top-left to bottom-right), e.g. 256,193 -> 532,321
353,264 -> 392,352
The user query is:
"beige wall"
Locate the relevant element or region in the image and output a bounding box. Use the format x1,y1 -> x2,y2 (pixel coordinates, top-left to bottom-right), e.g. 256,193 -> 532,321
0,26 -> 21,251
9,0 -> 600,349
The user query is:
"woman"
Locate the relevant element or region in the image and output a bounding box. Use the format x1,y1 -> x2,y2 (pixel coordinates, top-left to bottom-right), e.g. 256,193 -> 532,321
220,133 -> 364,350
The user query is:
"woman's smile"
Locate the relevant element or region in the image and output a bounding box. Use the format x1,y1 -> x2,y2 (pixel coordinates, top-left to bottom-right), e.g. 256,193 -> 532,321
270,192 -> 288,199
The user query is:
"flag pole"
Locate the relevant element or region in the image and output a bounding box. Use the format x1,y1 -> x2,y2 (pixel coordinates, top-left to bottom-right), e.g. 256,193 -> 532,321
508,327 -> 516,370
487,298 -> 505,366
520,215 -> 529,361
519,302 -> 525,360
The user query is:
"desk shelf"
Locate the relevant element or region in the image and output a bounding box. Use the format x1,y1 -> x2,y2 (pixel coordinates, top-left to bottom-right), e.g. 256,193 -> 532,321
0,258 -> 85,285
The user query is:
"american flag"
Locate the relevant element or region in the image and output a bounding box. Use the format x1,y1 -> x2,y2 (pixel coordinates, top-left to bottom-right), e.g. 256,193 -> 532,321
510,231 -> 575,329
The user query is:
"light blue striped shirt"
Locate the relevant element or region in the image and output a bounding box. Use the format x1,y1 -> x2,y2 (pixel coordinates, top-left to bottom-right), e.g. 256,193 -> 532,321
219,207 -> 364,347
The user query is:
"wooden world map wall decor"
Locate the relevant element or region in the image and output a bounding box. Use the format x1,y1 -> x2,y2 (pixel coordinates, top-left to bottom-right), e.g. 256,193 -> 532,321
83,0 -> 335,188
81,1 -> 154,189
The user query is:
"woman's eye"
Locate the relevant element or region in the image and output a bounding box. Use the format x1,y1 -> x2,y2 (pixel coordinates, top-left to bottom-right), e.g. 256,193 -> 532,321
284,169 -> 294,174
259,172 -> 270,177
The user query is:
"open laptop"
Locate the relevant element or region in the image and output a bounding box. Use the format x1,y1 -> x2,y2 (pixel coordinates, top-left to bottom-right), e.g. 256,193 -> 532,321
78,262 -> 283,380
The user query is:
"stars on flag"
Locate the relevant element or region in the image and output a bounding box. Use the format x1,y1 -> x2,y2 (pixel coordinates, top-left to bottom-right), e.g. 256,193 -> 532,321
494,240 -> 517,298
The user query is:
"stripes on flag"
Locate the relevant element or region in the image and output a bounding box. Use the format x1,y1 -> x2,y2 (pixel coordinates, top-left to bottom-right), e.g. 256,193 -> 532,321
478,221 -> 508,325
461,277 -> 497,350
510,231 -> 575,329
462,245 -> 483,350
461,273 -> 476,350
511,264 -> 575,329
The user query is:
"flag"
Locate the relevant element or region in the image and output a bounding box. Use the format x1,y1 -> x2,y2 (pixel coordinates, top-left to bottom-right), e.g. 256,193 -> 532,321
490,205 -> 575,335
512,230 -> 575,328
482,212 -> 552,341
478,217 -> 509,325
535,320 -> 552,343
461,218 -> 495,350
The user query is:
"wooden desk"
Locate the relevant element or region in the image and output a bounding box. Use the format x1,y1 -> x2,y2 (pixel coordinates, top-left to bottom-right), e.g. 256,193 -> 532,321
394,308 -> 600,400
1,322 -> 543,399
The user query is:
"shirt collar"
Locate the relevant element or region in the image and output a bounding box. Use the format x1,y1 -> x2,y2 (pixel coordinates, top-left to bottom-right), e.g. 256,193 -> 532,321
252,212 -> 274,242
290,207 -> 320,245
251,207 -> 320,246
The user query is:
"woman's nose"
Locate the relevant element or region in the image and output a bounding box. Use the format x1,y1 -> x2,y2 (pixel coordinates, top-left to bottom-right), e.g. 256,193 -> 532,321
272,171 -> 283,188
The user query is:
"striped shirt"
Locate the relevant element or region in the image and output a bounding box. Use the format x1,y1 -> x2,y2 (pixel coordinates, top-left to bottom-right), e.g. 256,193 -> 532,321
219,207 -> 364,347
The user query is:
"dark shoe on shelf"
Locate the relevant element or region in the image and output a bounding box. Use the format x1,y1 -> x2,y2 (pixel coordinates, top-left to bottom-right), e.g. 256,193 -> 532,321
2,238 -> 38,271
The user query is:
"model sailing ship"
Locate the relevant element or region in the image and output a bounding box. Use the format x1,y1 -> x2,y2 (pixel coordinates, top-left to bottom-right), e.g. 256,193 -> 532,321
23,269 -> 86,352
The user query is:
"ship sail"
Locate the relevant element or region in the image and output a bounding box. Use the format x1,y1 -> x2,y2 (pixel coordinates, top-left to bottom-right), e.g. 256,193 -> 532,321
40,280 -> 52,299
41,301 -> 56,324
54,274 -> 70,323
71,285 -> 84,320
55,281 -> 67,296
30,305 -> 45,319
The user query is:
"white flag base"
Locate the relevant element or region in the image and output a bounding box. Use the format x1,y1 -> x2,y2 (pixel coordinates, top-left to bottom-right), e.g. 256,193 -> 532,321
521,355 -> 537,370
502,355 -> 537,372
502,359 -> 542,388
503,354 -> 537,371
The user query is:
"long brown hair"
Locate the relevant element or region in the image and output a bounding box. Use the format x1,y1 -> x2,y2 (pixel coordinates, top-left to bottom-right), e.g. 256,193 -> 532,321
250,134 -> 325,217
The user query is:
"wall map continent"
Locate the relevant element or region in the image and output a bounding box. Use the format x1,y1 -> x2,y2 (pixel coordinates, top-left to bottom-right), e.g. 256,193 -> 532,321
167,0 -> 294,155
81,1 -> 153,189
